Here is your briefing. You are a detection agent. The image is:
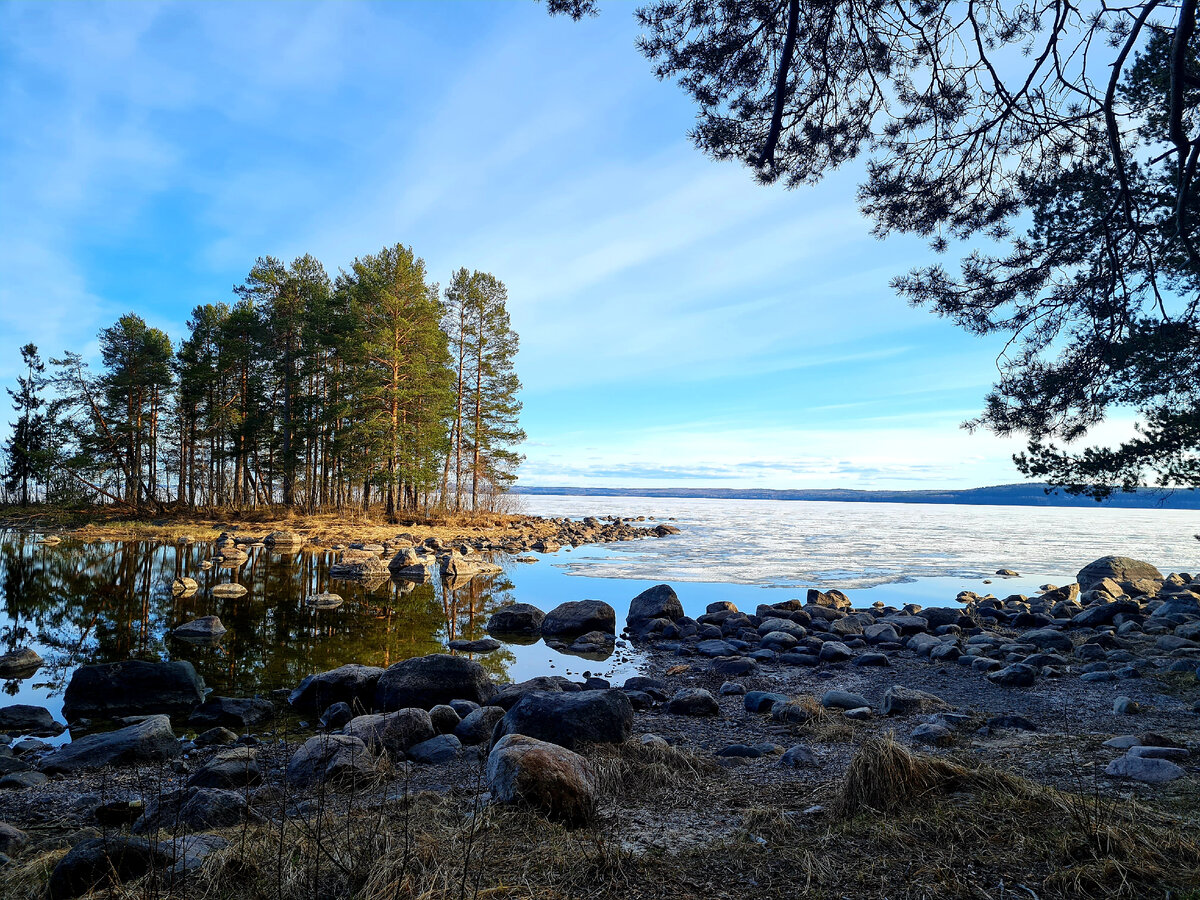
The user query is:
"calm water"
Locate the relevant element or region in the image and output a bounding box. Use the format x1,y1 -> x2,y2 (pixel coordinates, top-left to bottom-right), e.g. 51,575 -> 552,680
1,496 -> 1196,742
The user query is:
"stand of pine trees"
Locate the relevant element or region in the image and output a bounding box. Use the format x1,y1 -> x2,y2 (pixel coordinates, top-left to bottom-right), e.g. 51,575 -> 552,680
1,245 -> 524,517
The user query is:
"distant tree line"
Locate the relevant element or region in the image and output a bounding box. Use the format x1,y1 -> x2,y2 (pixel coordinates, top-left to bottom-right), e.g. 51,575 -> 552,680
1,244 -> 525,517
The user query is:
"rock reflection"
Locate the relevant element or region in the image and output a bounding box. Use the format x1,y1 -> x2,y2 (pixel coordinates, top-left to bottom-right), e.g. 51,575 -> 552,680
0,531 -> 521,700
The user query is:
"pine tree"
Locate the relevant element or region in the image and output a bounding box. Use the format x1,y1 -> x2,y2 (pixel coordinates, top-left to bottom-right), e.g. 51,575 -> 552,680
341,244 -> 453,520
462,273 -> 525,510
97,314 -> 174,505
4,344 -> 48,506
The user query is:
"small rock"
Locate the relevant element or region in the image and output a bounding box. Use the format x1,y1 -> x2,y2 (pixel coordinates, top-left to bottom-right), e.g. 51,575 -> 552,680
1105,755 -> 1185,783
665,688 -> 719,717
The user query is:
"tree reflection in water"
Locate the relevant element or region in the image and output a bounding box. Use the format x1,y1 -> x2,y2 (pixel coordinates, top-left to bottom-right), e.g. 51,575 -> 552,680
0,531 -> 520,699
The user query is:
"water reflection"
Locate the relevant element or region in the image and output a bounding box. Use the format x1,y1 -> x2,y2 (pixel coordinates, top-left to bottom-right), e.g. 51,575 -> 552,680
0,532 -> 527,704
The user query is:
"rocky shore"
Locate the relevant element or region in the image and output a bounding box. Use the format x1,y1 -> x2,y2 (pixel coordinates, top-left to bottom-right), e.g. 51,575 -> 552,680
0,554 -> 1197,898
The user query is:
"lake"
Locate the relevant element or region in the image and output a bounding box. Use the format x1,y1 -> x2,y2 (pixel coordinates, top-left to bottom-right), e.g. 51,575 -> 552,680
1,496 -> 1196,741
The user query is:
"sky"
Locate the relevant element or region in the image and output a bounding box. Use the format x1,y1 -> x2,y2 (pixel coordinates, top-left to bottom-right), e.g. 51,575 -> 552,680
0,1 -> 1134,490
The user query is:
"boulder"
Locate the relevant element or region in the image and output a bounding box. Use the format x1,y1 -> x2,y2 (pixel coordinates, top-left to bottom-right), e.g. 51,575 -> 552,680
486,603 -> 546,636
173,616 -> 226,641
807,589 -> 851,610
1105,755 -> 1185,783
495,690 -> 633,750
1078,557 -> 1163,591
374,654 -> 493,710
880,685 -> 949,717
820,690 -> 870,711
285,734 -> 382,789
487,734 -> 596,825
305,592 -> 343,610
0,647 -> 42,679
40,716 -> 180,774
429,704 -> 461,734
211,583 -> 248,599
441,554 -> 502,579
0,704 -> 65,737
63,660 -> 205,720
0,821 -> 27,856
454,706 -> 507,744
48,835 -> 227,899
407,734 -> 462,764
492,676 -> 577,709
171,577 -> 199,597
264,530 -> 305,550
988,663 -> 1037,687
744,691 -> 789,714
626,584 -> 683,627
188,697 -> 274,731
344,708 -> 436,758
448,637 -> 502,653
818,641 -> 855,662
541,600 -> 616,637
665,688 -> 720,716
288,664 -> 385,713
188,747 -> 261,789
1072,600 -> 1141,628
135,786 -> 260,834
1022,628 -> 1073,653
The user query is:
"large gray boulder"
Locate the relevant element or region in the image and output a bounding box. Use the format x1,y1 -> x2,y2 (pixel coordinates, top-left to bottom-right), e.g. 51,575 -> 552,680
541,600 -> 616,637
495,689 -> 633,750
626,584 -> 683,627
40,716 -> 181,774
486,603 -> 546,637
374,654 -> 493,710
487,734 -> 596,826
62,660 -> 205,720
343,708 -> 436,758
1077,557 -> 1163,591
288,663 -> 385,713
285,734 -> 382,789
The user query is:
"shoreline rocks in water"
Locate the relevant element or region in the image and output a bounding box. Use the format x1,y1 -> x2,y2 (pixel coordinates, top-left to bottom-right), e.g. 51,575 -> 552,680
0,552 -> 1197,898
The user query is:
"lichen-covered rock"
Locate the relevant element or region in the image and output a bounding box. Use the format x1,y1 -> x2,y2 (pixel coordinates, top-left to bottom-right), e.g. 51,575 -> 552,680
486,734 -> 596,825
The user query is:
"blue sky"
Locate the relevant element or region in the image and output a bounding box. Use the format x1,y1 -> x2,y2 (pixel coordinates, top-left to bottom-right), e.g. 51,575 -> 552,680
0,1 -> 1131,489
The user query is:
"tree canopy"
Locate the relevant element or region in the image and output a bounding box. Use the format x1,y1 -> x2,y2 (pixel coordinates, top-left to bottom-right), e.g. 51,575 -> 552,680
2,247 -> 524,517
550,0 -> 1200,497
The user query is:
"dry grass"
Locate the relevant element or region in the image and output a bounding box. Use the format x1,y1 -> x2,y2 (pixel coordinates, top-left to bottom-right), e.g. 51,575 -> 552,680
4,734 -> 1198,900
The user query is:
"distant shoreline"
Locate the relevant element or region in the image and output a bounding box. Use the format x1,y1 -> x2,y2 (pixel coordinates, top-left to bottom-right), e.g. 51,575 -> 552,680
515,482 -> 1200,510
